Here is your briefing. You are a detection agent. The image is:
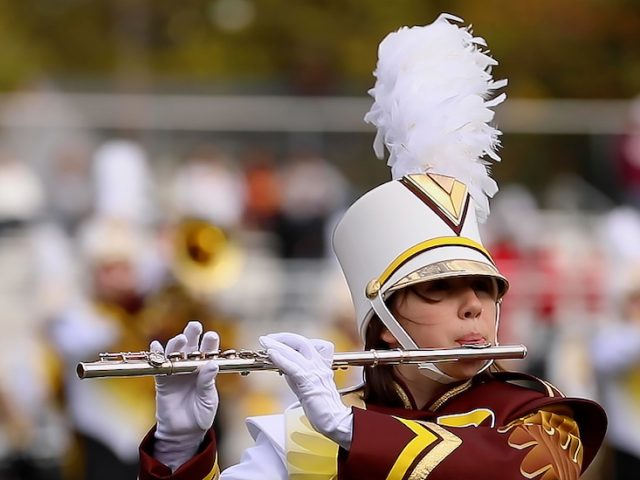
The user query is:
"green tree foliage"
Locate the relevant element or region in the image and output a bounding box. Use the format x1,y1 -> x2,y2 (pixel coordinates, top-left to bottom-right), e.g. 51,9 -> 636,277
0,0 -> 637,97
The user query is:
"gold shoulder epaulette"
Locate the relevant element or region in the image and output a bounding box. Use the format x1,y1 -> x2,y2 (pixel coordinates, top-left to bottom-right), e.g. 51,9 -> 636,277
340,385 -> 366,408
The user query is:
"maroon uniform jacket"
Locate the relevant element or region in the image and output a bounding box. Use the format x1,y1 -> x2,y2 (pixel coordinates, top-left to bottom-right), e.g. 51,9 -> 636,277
139,371 -> 606,479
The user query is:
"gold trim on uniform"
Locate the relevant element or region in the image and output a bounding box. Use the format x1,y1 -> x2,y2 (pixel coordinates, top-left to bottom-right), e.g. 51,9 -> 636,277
386,418 -> 461,480
204,454 -> 220,480
428,379 -> 473,412
409,423 -> 463,480
539,379 -> 564,398
392,382 -> 414,409
386,419 -> 437,480
436,408 -> 496,428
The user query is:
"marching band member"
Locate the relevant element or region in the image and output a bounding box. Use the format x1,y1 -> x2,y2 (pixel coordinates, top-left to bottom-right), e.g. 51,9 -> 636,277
591,266 -> 640,479
138,14 -> 606,479
50,140 -> 161,479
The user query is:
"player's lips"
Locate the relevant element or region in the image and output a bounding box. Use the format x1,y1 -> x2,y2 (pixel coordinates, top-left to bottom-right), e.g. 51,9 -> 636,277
455,334 -> 487,345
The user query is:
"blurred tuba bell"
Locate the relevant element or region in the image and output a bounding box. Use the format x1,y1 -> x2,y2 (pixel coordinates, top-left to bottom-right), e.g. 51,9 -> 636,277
172,217 -> 244,296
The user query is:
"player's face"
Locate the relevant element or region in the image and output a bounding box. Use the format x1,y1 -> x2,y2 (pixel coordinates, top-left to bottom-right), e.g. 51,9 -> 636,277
384,276 -> 499,380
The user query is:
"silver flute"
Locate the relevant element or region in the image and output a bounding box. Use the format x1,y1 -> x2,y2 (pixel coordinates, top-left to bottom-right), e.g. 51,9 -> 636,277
77,344 -> 527,379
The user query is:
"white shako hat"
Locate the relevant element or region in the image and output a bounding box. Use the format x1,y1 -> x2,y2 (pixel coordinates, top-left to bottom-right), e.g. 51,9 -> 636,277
333,174 -> 508,338
332,13 -> 509,383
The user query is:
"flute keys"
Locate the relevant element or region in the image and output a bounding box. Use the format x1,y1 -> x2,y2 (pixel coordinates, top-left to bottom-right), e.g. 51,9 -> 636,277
238,349 -> 260,359
147,351 -> 166,367
167,352 -> 186,361
99,351 -> 148,362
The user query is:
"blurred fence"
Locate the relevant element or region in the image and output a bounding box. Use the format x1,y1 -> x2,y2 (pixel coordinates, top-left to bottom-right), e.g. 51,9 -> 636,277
0,92 -> 633,134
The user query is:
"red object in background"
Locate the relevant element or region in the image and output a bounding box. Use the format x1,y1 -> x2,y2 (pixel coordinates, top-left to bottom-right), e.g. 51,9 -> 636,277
492,239 -> 605,337
491,240 -> 525,344
244,162 -> 282,229
490,241 -> 561,345
532,247 -> 560,324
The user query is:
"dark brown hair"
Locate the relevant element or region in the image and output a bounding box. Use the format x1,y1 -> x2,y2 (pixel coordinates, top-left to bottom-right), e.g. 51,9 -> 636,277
362,315 -> 407,407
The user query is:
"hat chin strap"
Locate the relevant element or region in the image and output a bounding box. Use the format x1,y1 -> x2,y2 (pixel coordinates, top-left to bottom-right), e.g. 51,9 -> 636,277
369,291 -> 501,385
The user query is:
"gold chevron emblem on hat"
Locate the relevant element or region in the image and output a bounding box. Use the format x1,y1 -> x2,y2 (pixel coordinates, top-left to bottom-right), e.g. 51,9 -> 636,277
401,174 -> 470,234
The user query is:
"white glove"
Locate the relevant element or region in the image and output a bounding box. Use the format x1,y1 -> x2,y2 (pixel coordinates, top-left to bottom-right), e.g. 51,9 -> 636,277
152,321 -> 220,472
259,333 -> 353,450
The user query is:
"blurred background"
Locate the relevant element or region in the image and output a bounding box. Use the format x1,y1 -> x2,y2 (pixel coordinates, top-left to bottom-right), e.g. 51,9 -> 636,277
0,0 -> 638,479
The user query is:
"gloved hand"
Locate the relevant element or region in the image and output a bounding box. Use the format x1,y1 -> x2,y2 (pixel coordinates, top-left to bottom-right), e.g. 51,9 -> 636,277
152,321 -> 220,472
259,333 -> 353,450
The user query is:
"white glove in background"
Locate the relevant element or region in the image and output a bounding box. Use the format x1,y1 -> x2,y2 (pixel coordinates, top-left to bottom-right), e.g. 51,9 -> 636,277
153,321 -> 220,472
259,333 -> 353,450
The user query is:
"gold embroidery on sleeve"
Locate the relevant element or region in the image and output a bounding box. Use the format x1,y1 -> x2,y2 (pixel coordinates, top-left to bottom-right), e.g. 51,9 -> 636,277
497,410 -> 582,480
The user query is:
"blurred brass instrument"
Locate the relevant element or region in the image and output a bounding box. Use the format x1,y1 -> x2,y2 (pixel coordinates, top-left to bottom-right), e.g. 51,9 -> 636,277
77,344 -> 527,379
172,218 -> 244,295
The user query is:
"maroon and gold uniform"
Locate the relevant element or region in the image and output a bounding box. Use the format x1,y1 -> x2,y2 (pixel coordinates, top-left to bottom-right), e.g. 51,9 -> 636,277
139,371 -> 606,480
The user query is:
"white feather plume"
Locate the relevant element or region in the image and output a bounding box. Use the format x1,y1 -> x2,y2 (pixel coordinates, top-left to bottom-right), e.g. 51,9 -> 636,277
364,13 -> 507,222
